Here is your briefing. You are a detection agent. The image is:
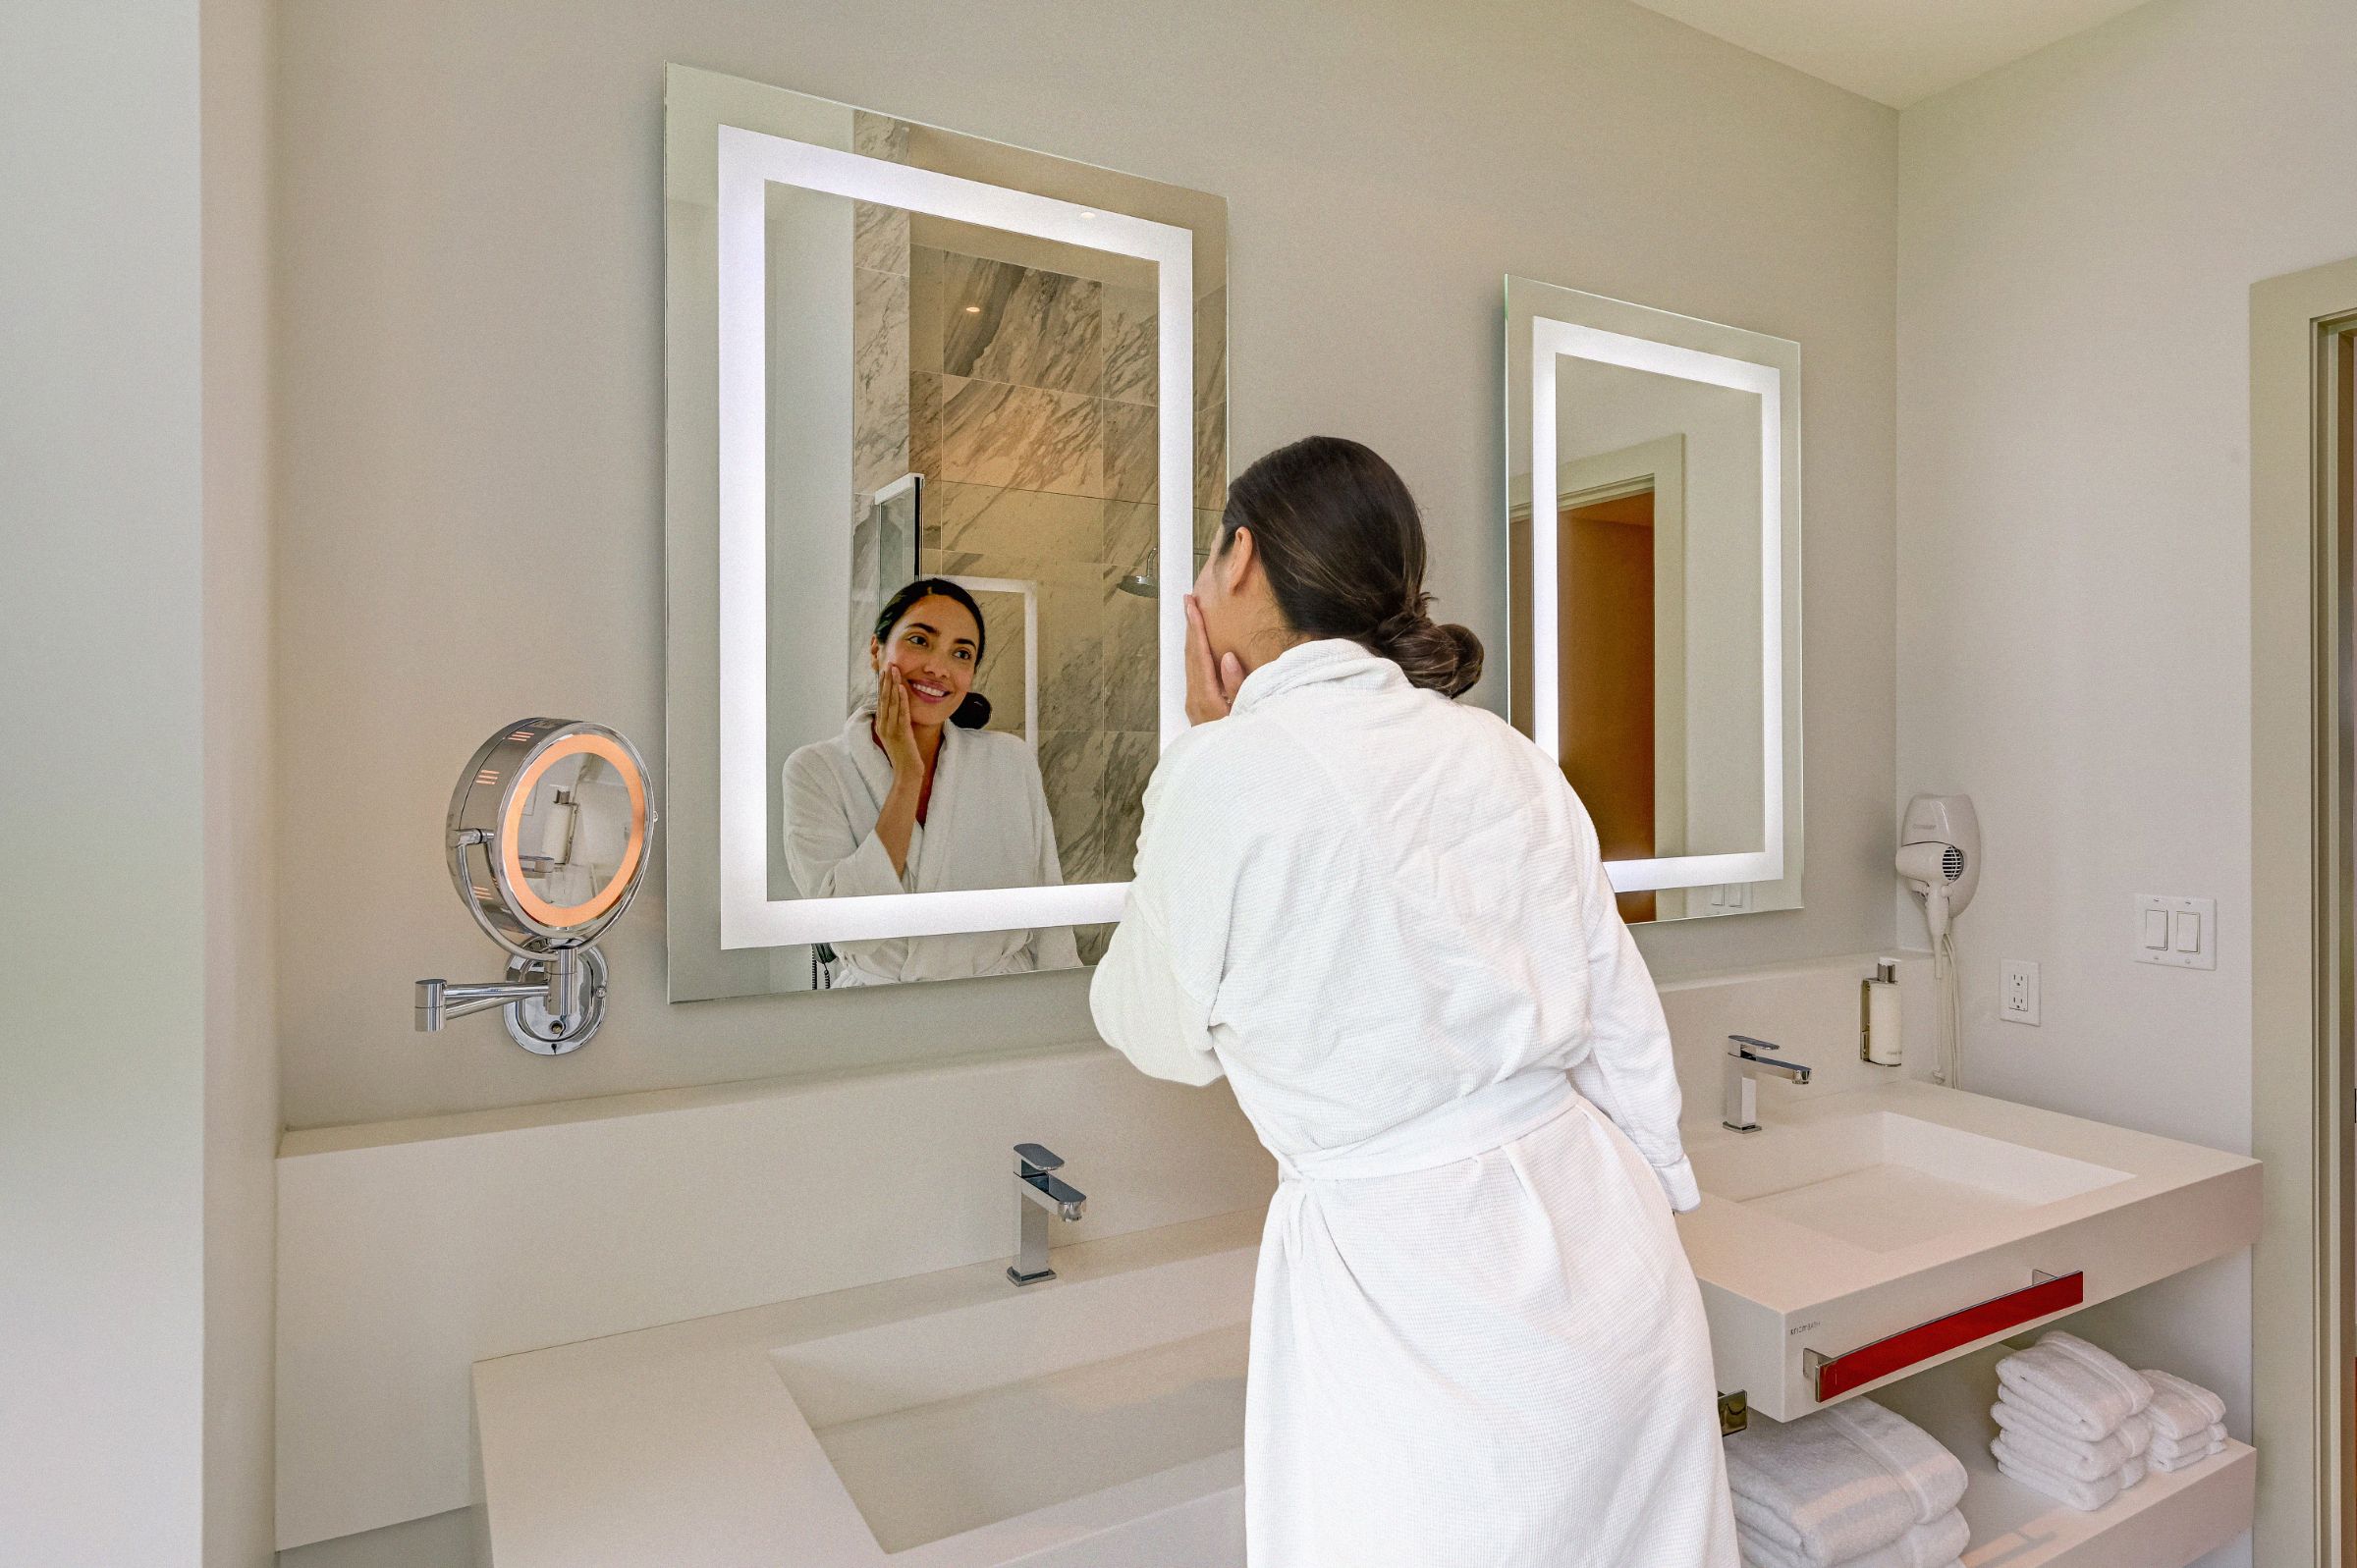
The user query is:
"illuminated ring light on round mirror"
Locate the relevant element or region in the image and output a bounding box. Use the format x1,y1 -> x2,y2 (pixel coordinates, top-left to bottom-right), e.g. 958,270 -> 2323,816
415,719 -> 656,1055
450,721 -> 652,951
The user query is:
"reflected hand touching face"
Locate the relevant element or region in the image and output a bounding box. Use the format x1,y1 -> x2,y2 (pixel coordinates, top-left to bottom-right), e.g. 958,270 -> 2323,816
874,667 -> 924,780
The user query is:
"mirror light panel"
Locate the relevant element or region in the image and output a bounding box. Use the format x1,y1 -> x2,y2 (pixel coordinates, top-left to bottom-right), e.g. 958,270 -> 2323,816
714,125 -> 1195,950
1526,312 -> 1786,895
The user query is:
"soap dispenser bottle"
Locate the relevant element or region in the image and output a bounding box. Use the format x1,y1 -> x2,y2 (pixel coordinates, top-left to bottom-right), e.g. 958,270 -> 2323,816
1861,958 -> 1902,1066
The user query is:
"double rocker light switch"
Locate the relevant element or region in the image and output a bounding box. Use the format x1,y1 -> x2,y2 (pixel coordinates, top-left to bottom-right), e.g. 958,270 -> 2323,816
2135,894 -> 2217,970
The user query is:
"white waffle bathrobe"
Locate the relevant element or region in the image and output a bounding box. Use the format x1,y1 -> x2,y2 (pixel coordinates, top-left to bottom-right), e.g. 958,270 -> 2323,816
1091,638 -> 1737,1568
782,714 -> 1079,985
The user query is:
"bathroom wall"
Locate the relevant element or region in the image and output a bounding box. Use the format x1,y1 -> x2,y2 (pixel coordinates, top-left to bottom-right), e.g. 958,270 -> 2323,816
203,2 -> 283,1562
3,2 -> 231,1562
1896,2 -> 2357,1562
273,0 -> 1899,1128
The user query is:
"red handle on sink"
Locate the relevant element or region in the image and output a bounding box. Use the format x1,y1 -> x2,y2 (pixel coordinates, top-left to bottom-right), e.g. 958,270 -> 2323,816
1804,1270 -> 2085,1401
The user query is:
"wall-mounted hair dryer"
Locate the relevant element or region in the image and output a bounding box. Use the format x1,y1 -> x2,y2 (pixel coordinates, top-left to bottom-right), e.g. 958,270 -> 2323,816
1897,793 -> 1980,942
1900,793 -> 1979,1088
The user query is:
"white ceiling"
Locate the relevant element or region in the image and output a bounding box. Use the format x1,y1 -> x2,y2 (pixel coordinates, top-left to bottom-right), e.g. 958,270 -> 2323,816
1625,0 -> 2159,108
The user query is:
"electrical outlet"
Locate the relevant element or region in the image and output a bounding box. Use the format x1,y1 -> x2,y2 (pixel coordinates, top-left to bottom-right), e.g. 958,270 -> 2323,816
2001,959 -> 2040,1025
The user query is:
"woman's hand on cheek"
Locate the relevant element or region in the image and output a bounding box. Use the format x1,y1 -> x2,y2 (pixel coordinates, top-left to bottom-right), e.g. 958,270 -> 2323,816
877,668 -> 924,781
1184,595 -> 1246,726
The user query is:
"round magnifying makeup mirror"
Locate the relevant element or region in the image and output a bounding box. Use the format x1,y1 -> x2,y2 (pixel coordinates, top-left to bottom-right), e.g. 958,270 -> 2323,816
413,718 -> 657,1054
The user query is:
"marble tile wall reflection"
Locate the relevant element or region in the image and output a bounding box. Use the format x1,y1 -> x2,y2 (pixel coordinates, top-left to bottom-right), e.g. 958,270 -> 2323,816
841,178 -> 1225,903
942,256 -> 1102,393
846,115 -> 915,711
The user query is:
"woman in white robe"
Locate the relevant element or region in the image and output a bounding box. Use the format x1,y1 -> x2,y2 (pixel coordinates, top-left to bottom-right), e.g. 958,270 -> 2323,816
783,578 -> 1078,986
1091,437 -> 1736,1567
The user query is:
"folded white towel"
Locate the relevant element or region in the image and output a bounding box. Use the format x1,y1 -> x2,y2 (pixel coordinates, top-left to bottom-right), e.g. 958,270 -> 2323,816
1993,1439 -> 2125,1511
2139,1370 -> 2226,1440
1988,1407 -> 2134,1481
1725,1400 -> 1960,1566
1994,1337 -> 2151,1441
2148,1422 -> 2226,1472
1992,1395 -> 2149,1461
1738,1508 -> 1970,1568
1818,1397 -> 1971,1522
2120,1452 -> 2147,1489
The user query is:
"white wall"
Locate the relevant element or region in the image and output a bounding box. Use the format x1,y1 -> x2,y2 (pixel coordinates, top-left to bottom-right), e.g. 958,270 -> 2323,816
0,3 -> 208,1561
1896,2 -> 2357,1562
203,0 -> 281,1561
271,0 -> 1898,1129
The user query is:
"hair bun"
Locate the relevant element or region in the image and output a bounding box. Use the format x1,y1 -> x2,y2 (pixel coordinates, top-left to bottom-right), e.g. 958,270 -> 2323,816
952,691 -> 993,729
1371,604 -> 1484,698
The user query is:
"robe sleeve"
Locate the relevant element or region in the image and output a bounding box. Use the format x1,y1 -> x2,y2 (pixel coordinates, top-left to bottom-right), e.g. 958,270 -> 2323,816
1020,743 -> 1081,972
1088,730 -> 1229,1087
1563,807 -> 1702,1214
781,747 -> 904,900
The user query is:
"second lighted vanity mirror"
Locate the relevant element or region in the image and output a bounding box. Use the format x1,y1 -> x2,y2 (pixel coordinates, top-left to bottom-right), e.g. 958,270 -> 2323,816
1506,278 -> 1802,923
665,67 -> 1228,1000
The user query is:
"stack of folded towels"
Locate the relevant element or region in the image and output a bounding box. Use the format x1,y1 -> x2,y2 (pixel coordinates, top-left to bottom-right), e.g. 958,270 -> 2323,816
2142,1369 -> 2230,1472
1723,1397 -> 1970,1568
1989,1329 -> 2227,1509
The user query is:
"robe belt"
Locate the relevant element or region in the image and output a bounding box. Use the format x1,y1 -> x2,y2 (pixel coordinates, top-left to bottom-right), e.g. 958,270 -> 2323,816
1274,1070 -> 1580,1182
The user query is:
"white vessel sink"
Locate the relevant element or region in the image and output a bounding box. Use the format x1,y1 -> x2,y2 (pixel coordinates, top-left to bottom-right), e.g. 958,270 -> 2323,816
1691,1110 -> 2130,1253
1679,1081 -> 2258,1421
766,1256 -> 1252,1559
474,1213 -> 1257,1567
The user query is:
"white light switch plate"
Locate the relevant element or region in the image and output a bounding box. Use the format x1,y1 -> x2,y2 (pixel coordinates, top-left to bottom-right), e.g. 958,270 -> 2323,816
2135,894 -> 2218,970
2001,959 -> 2040,1024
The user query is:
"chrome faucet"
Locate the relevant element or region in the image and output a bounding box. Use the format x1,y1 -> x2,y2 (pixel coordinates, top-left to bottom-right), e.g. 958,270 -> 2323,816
1723,1035 -> 1812,1132
1008,1143 -> 1086,1286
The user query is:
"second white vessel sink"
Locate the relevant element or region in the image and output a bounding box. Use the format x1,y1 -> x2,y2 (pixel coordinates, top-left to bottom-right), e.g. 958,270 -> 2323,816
1692,1110 -> 2131,1254
1679,1080 -> 2259,1421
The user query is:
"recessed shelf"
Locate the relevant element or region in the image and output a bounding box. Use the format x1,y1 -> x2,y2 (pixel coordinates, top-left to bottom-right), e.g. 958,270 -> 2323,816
1866,1340 -> 2254,1568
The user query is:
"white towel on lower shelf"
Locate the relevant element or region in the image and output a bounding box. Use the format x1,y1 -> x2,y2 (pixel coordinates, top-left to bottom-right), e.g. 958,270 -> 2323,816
2139,1369 -> 2226,1441
1993,1438 -> 2125,1512
2119,1452 -> 2147,1489
1738,1508 -> 1970,1568
2148,1422 -> 2226,1472
1817,1397 -> 1971,1522
1994,1333 -> 2153,1441
1725,1399 -> 1964,1567
1987,1407 -> 2136,1481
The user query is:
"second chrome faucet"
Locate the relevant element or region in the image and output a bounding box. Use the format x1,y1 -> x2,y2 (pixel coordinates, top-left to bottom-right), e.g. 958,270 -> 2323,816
1008,1143 -> 1087,1285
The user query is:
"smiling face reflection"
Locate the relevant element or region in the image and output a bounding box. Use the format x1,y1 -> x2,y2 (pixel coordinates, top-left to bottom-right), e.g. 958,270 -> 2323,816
871,593 -> 981,728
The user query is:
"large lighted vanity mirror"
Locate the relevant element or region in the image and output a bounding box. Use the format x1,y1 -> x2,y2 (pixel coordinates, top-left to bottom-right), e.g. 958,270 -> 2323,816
665,66 -> 1228,1000
1505,278 -> 1801,924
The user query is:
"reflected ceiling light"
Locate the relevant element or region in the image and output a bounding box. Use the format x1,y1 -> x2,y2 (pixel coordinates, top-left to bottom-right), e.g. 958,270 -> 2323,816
413,719 -> 657,1054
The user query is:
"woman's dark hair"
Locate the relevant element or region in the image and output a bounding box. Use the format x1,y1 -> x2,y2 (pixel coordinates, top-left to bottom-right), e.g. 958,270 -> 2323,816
872,576 -> 993,729
1217,436 -> 1484,697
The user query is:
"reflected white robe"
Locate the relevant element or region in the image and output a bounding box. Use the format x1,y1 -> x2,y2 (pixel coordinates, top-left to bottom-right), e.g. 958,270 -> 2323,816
1091,638 -> 1736,1568
782,714 -> 1079,986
